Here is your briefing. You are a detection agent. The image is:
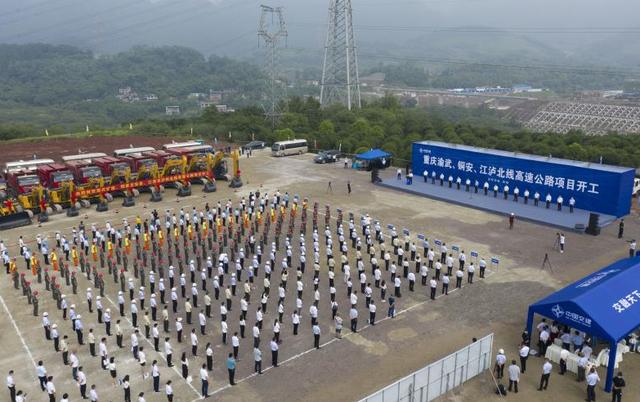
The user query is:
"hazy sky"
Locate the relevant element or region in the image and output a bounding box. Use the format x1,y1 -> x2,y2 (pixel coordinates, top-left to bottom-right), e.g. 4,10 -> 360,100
0,0 -> 638,59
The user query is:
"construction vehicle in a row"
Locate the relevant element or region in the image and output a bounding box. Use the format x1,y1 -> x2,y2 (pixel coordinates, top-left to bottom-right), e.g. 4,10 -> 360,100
65,159 -> 107,204
0,141 -> 243,229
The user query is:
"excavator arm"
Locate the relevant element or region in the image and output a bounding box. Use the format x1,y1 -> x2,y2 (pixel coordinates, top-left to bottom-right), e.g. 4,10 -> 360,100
229,149 -> 243,188
209,151 -> 229,181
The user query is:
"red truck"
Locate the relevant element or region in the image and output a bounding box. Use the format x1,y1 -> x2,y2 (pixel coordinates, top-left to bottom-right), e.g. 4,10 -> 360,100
36,163 -> 75,210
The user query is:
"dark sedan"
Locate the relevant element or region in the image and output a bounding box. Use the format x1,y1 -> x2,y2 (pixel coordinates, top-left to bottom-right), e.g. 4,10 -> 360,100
314,150 -> 342,163
243,141 -> 266,150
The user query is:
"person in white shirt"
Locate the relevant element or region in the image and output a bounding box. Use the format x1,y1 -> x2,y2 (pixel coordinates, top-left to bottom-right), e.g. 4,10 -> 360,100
164,338 -> 173,367
507,360 -> 520,393
108,357 -> 117,386
586,367 -> 600,401
494,349 -> 506,379
138,347 -> 147,379
312,324 -> 321,349
36,360 -> 47,391
559,348 -> 569,375
221,321 -> 228,344
253,324 -> 261,348
70,352 -> 79,381
369,300 -> 377,325
165,380 -> 174,402
538,359 -> 552,391
309,304 -> 318,327
205,343 -> 214,371
98,338 -> 108,370
77,367 -> 88,398
151,361 -> 160,392
576,352 -> 588,382
7,370 -> 16,402
253,347 -> 263,374
199,364 -> 209,397
519,343 -> 530,373
538,325 -> 550,356
232,333 -> 240,359
270,338 -> 279,367
198,310 -> 207,335
291,310 -> 300,335
190,329 -> 199,356
89,384 -> 98,402
350,307 -> 358,332
46,376 -> 56,401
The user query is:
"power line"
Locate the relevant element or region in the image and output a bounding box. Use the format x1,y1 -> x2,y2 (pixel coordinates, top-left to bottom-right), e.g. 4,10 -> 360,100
66,0 -> 255,47
0,0 -> 83,25
2,0 -> 148,41
1,0 -> 253,45
356,53 -> 640,77
279,46 -> 640,78
289,22 -> 640,35
200,30 -> 256,57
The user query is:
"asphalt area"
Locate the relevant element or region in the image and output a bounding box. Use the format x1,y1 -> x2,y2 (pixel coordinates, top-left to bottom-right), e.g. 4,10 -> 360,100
1,149 -> 639,402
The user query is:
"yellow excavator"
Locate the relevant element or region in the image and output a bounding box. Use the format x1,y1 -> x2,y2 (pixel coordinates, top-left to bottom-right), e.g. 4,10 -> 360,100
228,149 -> 242,188
209,151 -> 228,181
0,178 -> 33,228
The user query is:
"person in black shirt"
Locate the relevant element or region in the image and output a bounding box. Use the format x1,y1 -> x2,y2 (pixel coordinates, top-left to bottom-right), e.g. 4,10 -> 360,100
612,372 -> 625,402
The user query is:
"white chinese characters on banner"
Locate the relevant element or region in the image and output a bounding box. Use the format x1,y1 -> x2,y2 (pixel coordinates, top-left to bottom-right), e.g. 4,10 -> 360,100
612,289 -> 640,313
422,154 -> 600,194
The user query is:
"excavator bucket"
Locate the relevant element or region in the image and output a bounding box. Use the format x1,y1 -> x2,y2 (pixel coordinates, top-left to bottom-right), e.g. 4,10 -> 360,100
0,211 -> 32,230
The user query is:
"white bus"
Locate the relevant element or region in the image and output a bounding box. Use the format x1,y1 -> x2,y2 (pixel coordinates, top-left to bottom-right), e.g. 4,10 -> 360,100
113,146 -> 156,157
162,141 -> 204,150
271,139 -> 308,157
61,153 -> 107,163
182,144 -> 214,154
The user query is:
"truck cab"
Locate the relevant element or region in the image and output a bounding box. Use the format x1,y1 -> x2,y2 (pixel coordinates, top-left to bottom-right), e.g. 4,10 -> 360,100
37,163 -> 74,189
5,169 -> 45,212
168,147 -> 210,175
36,163 -> 75,208
94,156 -> 132,185
6,169 -> 41,196
65,160 -> 103,185
122,154 -> 158,181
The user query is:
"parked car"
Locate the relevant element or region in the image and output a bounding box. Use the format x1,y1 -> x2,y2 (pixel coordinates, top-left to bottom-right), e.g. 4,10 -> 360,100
314,150 -> 342,163
244,141 -> 266,150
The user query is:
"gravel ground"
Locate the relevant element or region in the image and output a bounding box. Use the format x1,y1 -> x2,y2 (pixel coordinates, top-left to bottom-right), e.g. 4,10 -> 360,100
0,149 -> 638,402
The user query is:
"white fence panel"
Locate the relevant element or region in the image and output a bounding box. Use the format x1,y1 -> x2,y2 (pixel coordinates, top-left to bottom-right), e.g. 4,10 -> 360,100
359,333 -> 494,402
426,362 -> 442,401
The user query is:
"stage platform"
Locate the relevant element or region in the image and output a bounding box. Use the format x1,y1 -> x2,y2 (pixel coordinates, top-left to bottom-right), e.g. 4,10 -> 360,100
378,177 -> 617,231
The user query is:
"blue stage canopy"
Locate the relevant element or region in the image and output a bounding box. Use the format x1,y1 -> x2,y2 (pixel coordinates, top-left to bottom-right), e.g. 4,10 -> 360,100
526,256 -> 640,391
355,149 -> 391,161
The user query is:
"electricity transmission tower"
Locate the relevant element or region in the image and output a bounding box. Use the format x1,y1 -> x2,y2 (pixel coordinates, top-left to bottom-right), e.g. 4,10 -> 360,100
258,5 -> 288,127
320,0 -> 361,110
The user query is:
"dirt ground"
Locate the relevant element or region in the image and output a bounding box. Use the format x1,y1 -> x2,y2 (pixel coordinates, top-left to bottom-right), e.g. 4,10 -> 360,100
0,135 -> 231,168
0,149 -> 639,402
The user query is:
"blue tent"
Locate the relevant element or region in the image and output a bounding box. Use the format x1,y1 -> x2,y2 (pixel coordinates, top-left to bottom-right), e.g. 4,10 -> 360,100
526,256 -> 640,391
355,149 -> 392,161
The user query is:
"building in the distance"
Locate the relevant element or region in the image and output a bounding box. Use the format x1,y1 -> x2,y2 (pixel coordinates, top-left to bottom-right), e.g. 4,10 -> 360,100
165,106 -> 181,115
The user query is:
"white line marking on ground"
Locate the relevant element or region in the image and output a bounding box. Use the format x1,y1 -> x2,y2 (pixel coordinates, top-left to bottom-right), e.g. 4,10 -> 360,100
0,295 -> 38,370
104,295 -> 203,399
208,269 -> 496,396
